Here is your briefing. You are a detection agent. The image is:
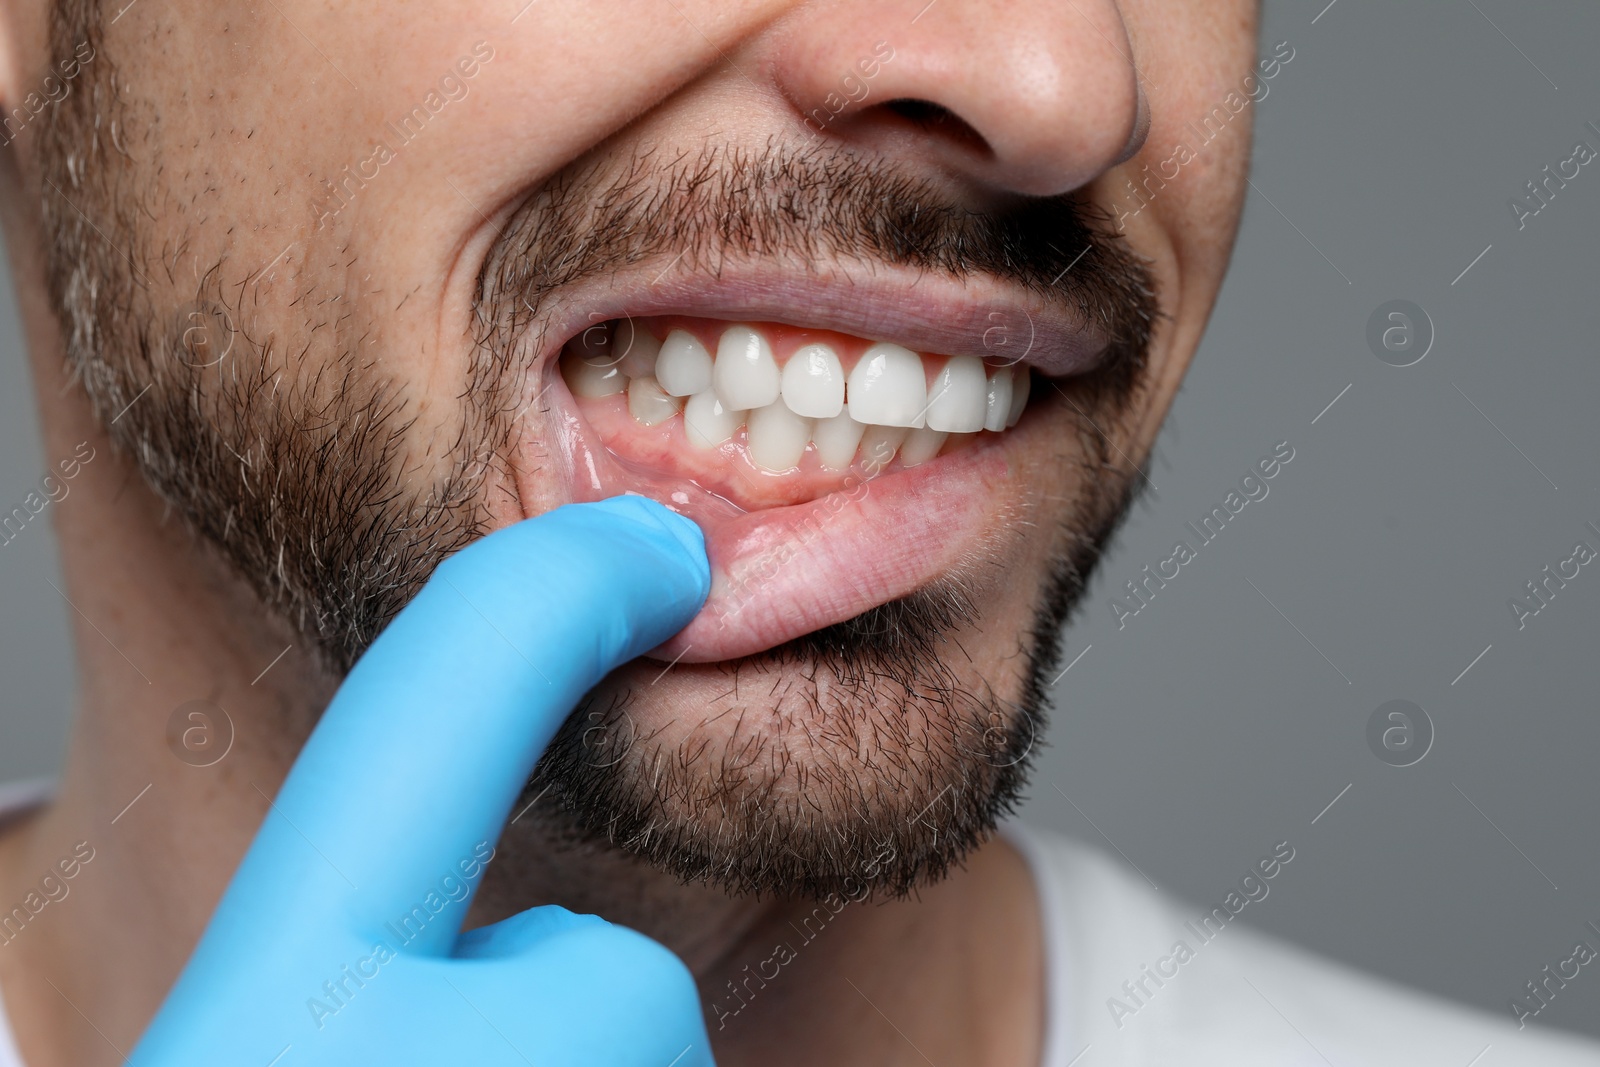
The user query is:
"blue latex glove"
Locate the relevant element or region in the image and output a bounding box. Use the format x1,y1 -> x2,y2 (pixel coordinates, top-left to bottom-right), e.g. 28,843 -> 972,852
130,497 -> 716,1066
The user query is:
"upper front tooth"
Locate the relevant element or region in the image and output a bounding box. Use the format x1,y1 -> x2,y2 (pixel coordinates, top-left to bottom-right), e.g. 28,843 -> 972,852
614,319 -> 662,379
984,364 -> 1015,432
1006,367 -> 1031,428
714,326 -> 781,410
656,329 -> 713,397
847,343 -> 927,428
683,388 -> 743,449
925,355 -> 988,433
781,343 -> 845,419
747,401 -> 814,472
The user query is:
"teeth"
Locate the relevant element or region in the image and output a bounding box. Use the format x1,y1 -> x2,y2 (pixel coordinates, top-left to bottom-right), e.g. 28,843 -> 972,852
747,401 -> 814,472
983,364 -> 1015,433
900,427 -> 949,466
1006,367 -> 1031,428
614,320 -> 662,379
925,355 -> 988,433
944,432 -> 980,455
847,343 -> 927,428
628,375 -> 682,427
812,412 -> 866,470
657,329 -> 714,397
563,320 -> 1038,472
682,388 -> 743,449
562,349 -> 627,397
780,343 -> 845,419
567,325 -> 613,364
714,326 -> 781,410
859,425 -> 909,472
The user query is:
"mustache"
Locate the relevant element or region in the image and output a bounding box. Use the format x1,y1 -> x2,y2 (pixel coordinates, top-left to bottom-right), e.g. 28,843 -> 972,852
474,142 -> 1156,388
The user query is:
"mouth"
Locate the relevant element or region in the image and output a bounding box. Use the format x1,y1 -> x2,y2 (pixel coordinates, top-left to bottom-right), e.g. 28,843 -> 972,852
523,269 -> 1123,665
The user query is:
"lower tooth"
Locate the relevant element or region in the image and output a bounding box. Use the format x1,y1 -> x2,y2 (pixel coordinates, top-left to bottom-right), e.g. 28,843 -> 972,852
858,425 -> 909,473
683,389 -> 744,449
747,402 -> 814,472
899,427 -> 948,466
628,375 -> 682,427
812,412 -> 866,470
562,354 -> 627,398
943,432 -> 979,455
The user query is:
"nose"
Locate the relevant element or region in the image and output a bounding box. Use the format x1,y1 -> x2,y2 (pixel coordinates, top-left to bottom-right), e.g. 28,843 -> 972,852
767,0 -> 1146,198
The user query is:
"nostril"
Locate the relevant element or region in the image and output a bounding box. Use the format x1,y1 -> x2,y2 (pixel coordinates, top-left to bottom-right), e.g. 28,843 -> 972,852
883,98 -> 950,125
879,98 -> 993,158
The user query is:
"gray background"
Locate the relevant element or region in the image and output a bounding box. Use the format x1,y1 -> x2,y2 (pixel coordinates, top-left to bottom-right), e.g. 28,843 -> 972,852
3,0 -> 1599,1041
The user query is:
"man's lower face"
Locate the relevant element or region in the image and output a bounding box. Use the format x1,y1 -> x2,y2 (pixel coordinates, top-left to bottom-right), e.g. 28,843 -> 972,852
525,273 -> 1146,897
32,0 -> 1217,899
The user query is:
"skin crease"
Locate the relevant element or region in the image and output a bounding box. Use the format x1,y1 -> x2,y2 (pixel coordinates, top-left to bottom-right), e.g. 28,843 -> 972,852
0,1 -> 1254,1065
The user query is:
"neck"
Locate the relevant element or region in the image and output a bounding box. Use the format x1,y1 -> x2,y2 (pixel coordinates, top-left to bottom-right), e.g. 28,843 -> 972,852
0,364 -> 341,1063
0,290 -> 1043,1067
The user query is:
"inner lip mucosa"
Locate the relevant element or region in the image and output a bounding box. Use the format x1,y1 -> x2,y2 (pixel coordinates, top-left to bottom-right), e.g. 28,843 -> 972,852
559,314 -> 1034,513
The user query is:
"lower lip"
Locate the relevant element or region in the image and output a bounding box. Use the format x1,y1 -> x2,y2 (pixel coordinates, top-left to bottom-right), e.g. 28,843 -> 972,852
659,443 -> 1006,662
539,381 -> 1013,664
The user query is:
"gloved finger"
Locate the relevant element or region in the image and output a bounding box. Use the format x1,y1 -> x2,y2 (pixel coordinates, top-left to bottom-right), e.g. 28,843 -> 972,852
206,497 -> 708,955
444,921 -> 717,1067
451,905 -> 606,960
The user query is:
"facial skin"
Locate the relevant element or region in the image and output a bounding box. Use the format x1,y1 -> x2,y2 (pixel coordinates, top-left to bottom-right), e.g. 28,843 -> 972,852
0,1 -> 1255,1064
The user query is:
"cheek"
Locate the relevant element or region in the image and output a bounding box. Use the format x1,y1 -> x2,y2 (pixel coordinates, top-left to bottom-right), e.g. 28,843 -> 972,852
1068,191 -> 1188,452
1118,0 -> 1258,278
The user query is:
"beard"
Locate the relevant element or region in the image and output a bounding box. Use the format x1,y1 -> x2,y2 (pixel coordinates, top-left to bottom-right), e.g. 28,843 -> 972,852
36,0 -> 1154,900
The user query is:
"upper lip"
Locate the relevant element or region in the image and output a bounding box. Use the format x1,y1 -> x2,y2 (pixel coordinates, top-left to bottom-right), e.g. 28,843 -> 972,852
531,256 -> 1114,377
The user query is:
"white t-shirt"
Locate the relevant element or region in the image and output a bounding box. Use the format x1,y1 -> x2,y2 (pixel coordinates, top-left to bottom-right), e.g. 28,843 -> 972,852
1004,822 -> 1600,1065
0,787 -> 1594,1065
